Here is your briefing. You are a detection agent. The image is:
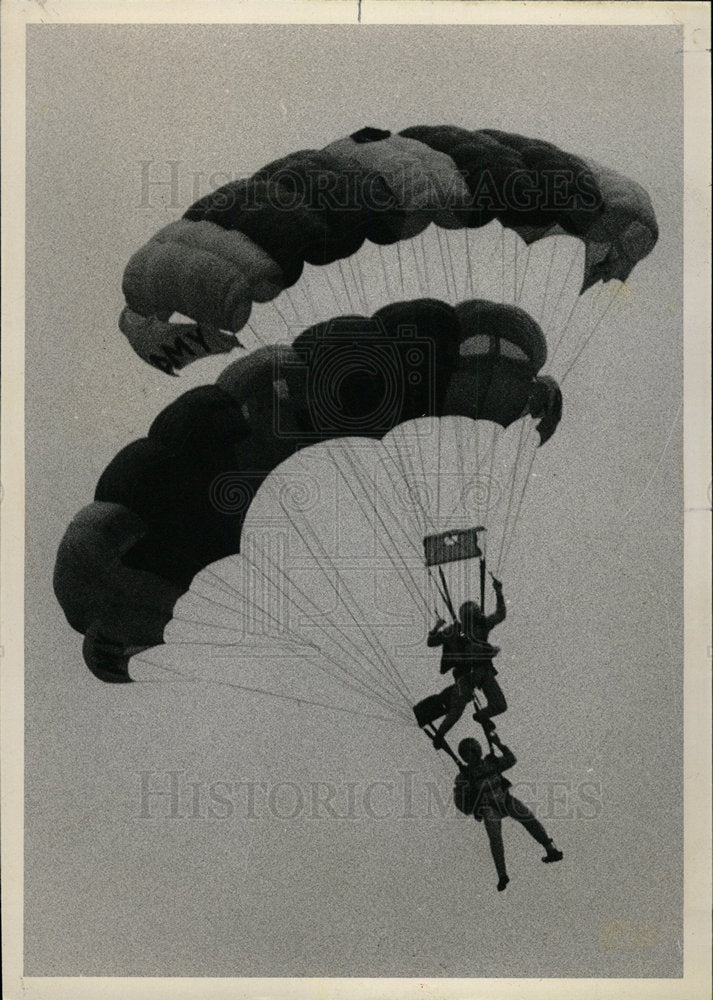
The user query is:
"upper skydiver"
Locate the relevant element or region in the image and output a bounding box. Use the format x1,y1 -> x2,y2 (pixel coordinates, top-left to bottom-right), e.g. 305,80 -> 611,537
427,574 -> 508,747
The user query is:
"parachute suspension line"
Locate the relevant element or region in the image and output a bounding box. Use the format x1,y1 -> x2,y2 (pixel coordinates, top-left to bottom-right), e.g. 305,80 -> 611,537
335,443 -> 433,620
172,569 -> 320,655
336,259 -> 358,313
347,255 -> 369,313
269,298 -> 292,334
243,519 -> 413,714
471,421 -> 501,557
157,619 -> 398,721
198,556 -> 325,656
203,548 -> 403,709
386,430 -> 427,538
537,239 -> 559,327
191,679 -> 412,727
494,418 -> 532,573
542,241 -> 579,337
439,418 -> 460,526
323,265 -> 348,315
131,654 -> 410,726
368,247 -> 389,305
482,424 -> 500,527
408,237 -> 426,297
435,228 -> 454,301
389,429 -> 434,540
375,437 -> 457,623
436,418 -> 443,528
348,257 -> 364,313
426,567 -> 444,619
560,283 -> 626,385
549,279 -> 611,376
378,440 -> 442,571
486,422 -> 500,510
229,542 -> 376,677
587,281 -> 609,316
281,289 -> 304,325
410,423 -> 441,537
417,233 -> 431,298
427,565 -> 452,617
495,421 -> 537,574
473,412 -> 482,529
244,319 -> 267,348
126,653 -> 207,682
337,434 -> 436,610
500,227 -> 507,304
442,230 -> 459,302
301,273 -> 324,320
377,244 -> 394,304
464,419 -> 481,532
278,469 -> 415,710
499,430 -> 539,573
516,242 -> 534,304
481,528 -> 489,615
440,416 -> 472,525
464,228 -> 474,298
395,241 -> 406,297
546,280 -> 586,372
513,234 -> 519,304
353,256 -> 371,314
235,542 -> 409,714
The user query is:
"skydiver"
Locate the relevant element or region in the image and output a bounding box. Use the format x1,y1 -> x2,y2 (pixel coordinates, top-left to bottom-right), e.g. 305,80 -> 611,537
455,733 -> 563,892
427,575 -> 507,747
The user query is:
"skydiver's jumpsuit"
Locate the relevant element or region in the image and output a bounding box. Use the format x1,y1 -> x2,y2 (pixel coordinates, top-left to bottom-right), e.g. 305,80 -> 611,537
454,746 -> 554,882
427,590 -> 508,741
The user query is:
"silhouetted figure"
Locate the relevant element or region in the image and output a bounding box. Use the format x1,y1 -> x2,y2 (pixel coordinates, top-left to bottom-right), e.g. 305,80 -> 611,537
427,577 -> 507,747
454,734 -> 563,891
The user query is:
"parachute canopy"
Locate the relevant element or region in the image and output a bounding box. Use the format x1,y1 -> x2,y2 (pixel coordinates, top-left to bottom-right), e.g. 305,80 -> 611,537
54,298 -> 561,680
120,125 -> 658,372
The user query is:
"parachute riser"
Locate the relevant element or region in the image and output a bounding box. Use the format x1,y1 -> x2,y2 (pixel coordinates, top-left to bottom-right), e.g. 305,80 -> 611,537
472,690 -> 495,753
437,566 -> 459,626
422,723 -> 464,770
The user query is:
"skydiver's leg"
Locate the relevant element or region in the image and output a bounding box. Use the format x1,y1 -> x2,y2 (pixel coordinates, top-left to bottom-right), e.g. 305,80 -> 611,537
481,807 -> 509,891
505,795 -> 563,862
433,682 -> 469,746
477,674 -> 507,719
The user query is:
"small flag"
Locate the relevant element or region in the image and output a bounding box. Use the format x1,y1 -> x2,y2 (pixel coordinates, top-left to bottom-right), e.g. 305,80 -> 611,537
423,527 -> 484,567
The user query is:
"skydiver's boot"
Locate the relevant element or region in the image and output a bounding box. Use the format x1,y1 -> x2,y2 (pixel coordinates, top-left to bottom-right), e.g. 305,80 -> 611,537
497,875 -> 510,892
472,710 -> 496,733
432,691 -> 468,748
542,840 -> 564,864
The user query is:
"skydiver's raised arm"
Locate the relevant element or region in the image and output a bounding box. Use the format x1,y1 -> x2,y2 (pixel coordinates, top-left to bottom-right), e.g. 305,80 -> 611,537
427,618 -> 451,647
483,578 -> 506,629
490,732 -> 516,770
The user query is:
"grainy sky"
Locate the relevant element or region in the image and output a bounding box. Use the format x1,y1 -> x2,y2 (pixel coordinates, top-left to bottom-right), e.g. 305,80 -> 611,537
24,23 -> 683,977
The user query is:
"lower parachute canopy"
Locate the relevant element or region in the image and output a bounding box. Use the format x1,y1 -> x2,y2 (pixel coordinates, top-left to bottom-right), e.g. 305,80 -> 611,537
54,298 -> 562,681
127,415 -> 550,723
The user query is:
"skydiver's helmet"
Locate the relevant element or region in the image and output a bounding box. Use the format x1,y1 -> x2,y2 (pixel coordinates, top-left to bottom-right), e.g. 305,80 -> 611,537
458,737 -> 482,763
459,600 -> 480,627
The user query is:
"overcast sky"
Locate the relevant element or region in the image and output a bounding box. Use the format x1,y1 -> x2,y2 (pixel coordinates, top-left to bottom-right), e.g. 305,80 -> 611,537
24,23 -> 683,977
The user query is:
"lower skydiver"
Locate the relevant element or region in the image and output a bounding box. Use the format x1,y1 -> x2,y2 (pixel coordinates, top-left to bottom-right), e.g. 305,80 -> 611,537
454,733 -> 563,891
